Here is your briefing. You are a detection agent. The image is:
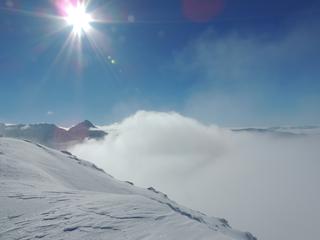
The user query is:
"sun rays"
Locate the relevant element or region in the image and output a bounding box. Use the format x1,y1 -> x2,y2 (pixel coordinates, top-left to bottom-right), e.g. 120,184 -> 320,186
1,0 -> 119,78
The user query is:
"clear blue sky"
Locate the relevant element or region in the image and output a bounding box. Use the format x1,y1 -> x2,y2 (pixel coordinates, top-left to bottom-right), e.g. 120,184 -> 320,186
1,0 -> 319,126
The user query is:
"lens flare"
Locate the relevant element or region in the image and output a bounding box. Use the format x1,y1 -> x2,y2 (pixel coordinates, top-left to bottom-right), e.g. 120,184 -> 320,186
1,0 -> 122,79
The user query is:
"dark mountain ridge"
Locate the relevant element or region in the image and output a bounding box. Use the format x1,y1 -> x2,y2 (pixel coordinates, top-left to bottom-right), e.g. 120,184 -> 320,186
0,120 -> 107,150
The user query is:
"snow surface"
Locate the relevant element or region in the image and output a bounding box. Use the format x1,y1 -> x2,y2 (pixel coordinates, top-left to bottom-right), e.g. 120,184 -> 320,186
0,138 -> 256,240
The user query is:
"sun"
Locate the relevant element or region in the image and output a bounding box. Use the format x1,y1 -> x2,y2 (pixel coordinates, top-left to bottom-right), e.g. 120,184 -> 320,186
65,3 -> 92,36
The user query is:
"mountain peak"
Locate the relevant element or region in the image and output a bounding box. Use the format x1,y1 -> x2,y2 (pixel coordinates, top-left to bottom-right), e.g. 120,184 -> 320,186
77,120 -> 96,129
0,120 -> 106,150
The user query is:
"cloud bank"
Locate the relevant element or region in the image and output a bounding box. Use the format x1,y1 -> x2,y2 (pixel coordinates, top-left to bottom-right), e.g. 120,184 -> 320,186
70,111 -> 320,240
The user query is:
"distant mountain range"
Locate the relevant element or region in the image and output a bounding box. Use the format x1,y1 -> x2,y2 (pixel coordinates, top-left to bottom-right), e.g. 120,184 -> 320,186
232,126 -> 320,137
0,120 -> 107,150
1,119 -> 318,150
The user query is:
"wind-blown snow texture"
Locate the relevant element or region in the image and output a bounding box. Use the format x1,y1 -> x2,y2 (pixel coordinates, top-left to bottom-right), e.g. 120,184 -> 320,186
0,138 -> 256,240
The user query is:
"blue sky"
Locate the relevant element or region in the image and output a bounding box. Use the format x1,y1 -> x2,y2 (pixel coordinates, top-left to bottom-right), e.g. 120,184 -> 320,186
0,0 -> 319,126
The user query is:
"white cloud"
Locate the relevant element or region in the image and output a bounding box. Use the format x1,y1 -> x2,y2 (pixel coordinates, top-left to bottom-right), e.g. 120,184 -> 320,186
47,111 -> 54,116
70,111 -> 320,240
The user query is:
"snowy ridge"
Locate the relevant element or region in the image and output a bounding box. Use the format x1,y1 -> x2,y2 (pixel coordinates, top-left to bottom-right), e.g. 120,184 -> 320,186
0,138 -> 256,240
0,120 -> 107,150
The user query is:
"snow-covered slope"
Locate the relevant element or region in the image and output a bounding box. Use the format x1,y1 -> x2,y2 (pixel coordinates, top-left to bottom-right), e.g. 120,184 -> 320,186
0,138 -> 256,240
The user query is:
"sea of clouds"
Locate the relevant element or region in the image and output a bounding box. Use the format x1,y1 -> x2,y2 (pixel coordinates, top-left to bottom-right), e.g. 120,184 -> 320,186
70,111 -> 320,240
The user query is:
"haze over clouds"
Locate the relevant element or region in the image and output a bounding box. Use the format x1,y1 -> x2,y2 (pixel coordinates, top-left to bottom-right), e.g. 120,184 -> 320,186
176,19 -> 320,126
70,111 -> 320,240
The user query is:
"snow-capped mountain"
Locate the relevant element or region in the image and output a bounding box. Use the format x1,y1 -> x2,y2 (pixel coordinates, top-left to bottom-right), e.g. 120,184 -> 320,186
0,137 -> 256,240
0,120 -> 106,150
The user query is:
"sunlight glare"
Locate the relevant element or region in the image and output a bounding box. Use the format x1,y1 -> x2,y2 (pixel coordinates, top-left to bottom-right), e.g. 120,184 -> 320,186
65,3 -> 92,36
